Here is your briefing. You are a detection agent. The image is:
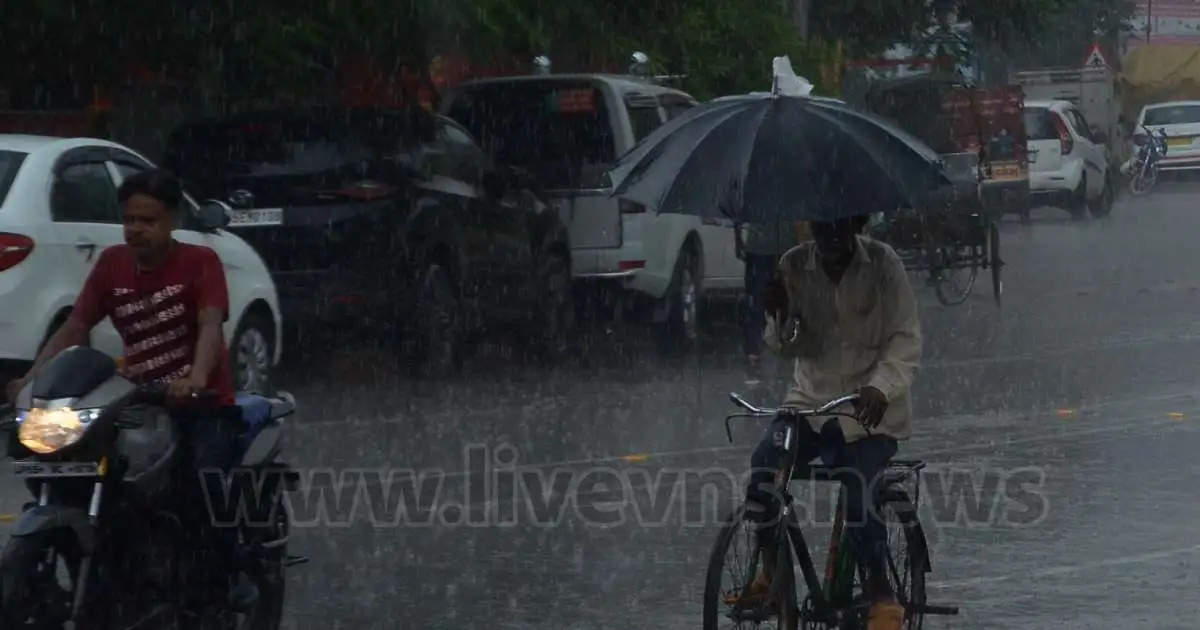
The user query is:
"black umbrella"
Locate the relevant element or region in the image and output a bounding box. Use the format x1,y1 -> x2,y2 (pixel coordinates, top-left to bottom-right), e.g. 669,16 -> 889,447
606,93 -> 953,223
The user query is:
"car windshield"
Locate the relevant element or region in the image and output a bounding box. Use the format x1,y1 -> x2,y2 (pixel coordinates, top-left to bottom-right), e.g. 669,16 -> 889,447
0,151 -> 27,209
1143,105 -> 1200,126
445,80 -> 616,189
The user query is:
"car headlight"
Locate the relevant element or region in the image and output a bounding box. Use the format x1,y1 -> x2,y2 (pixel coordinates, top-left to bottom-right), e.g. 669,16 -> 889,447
18,407 -> 100,454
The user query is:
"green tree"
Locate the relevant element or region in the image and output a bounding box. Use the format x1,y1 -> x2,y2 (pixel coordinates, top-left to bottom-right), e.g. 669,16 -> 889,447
959,0 -> 1135,69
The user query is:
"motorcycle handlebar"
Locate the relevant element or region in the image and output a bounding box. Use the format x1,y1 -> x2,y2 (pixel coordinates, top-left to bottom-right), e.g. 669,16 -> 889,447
0,385 -> 222,433
131,382 -> 218,405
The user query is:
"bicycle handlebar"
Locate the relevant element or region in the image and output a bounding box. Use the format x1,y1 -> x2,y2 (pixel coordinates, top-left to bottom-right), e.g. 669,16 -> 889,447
724,391 -> 862,443
728,391 -> 859,417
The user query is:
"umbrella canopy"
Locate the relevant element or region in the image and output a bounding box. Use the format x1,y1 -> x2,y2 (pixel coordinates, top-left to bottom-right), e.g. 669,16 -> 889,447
606,93 -> 953,224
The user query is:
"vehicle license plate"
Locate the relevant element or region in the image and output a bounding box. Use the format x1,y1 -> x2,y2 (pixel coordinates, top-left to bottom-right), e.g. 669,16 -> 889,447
12,461 -> 99,478
990,163 -> 1021,180
228,208 -> 283,227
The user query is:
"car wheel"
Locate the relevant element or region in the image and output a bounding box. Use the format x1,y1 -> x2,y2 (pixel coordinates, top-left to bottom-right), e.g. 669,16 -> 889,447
1091,174 -> 1115,218
1069,176 -> 1088,220
533,251 -> 575,361
658,245 -> 700,356
232,311 -> 274,395
413,262 -> 462,379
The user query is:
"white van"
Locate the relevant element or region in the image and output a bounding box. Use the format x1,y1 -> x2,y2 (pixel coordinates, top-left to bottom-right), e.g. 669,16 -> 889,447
442,74 -> 744,353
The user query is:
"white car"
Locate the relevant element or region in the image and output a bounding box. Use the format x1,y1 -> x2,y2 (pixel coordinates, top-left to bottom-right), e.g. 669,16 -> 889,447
1127,100 -> 1200,173
0,135 -> 282,391
1024,99 -> 1113,219
442,74 -> 743,353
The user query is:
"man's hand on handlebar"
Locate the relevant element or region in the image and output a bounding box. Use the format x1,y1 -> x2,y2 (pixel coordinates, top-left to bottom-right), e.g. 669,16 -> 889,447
165,370 -> 207,406
855,386 -> 888,429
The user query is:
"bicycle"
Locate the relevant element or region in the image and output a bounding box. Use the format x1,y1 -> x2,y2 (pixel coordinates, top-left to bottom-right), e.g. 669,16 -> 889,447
703,392 -> 959,629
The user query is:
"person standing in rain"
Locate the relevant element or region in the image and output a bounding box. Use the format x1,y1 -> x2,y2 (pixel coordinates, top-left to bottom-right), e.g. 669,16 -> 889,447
730,214 -> 921,630
737,216 -> 810,383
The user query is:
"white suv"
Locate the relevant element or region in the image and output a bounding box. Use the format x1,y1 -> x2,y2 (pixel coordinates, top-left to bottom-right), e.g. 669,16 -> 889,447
442,75 -> 744,353
1024,99 -> 1114,219
0,135 -> 282,391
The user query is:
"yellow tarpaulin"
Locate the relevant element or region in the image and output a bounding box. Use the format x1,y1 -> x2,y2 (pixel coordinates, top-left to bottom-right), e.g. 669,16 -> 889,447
1120,44 -> 1200,121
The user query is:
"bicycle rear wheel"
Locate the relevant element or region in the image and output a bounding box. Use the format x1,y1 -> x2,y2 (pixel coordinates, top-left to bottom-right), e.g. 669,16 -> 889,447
844,488 -> 928,630
704,504 -> 799,630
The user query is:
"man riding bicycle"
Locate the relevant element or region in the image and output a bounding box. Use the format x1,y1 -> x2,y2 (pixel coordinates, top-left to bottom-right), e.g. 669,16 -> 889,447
734,214 -> 921,630
4,169 -> 258,611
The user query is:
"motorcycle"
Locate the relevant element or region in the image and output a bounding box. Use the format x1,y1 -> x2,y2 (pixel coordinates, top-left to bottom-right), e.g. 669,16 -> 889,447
0,345 -> 306,629
1123,125 -> 1168,195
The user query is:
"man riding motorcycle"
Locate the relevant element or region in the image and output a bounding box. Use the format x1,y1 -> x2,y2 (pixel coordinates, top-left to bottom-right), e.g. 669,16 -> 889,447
5,168 -> 258,610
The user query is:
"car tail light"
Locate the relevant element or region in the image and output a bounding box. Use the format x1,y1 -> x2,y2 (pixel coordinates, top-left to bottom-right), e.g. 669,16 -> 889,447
1054,115 -> 1073,155
0,233 -> 34,271
618,260 -> 645,271
619,199 -> 647,214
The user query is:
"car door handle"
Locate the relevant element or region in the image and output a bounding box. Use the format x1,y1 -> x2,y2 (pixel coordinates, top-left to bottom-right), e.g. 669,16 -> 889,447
75,240 -> 96,261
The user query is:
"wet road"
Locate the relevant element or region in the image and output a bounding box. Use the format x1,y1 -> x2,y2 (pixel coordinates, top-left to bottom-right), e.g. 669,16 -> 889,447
7,182 -> 1200,629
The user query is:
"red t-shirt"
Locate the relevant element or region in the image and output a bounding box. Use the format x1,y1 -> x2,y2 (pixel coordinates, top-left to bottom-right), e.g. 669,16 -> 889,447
72,242 -> 236,406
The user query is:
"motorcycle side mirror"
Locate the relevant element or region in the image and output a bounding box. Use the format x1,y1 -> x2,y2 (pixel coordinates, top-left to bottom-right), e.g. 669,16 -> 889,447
198,199 -> 232,230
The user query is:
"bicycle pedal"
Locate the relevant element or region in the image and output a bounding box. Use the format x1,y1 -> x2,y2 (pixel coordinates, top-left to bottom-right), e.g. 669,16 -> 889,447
726,606 -> 774,623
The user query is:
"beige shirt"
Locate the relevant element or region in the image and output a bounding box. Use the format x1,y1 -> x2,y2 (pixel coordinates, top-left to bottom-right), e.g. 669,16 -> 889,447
764,235 -> 921,442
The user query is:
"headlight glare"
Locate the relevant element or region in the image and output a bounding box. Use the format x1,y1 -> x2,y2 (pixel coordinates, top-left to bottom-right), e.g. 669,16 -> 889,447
18,407 -> 94,454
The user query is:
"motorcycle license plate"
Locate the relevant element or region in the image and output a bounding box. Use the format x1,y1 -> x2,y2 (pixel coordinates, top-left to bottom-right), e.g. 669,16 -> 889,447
12,461 -> 99,478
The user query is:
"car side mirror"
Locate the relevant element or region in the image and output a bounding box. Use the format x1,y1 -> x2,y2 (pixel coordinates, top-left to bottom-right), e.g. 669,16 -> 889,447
198,199 -> 232,230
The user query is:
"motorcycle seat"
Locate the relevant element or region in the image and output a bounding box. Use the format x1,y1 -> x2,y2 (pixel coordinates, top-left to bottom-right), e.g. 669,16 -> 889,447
236,391 -> 295,426
234,391 -> 294,466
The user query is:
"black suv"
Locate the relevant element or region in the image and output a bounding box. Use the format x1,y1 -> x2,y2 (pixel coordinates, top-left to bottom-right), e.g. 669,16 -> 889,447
163,106 -> 573,376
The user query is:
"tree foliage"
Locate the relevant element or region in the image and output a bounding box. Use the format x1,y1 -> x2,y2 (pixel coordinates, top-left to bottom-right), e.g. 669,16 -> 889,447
1,0 -> 1141,110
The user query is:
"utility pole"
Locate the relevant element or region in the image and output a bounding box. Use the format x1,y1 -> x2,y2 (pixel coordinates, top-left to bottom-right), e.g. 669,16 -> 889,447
792,0 -> 810,40
1147,0 -> 1153,43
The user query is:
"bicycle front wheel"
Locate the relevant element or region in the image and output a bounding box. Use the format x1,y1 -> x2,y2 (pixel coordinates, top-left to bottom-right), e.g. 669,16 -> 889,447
703,504 -> 799,630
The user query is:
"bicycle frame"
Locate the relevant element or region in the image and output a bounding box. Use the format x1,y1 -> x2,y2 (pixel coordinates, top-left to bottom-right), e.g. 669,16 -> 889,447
775,434 -> 862,619
777,447 -> 927,621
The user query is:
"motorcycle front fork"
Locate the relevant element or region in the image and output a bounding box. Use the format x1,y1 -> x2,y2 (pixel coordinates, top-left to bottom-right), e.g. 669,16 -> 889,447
32,478 -> 105,619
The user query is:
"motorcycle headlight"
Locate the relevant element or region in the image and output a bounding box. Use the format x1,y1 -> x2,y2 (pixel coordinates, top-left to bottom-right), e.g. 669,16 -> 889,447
18,407 -> 100,454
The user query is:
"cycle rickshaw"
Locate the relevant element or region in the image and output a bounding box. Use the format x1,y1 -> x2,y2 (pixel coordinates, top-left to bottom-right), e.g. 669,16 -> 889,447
867,152 -> 1004,307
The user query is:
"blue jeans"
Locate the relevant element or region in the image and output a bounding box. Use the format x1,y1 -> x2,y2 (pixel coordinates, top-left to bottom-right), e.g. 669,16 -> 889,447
743,253 -> 779,357
745,416 -> 898,576
178,412 -> 245,574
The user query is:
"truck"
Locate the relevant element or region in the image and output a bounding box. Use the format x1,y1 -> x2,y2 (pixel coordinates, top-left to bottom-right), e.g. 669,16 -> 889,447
853,75 -> 1030,220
